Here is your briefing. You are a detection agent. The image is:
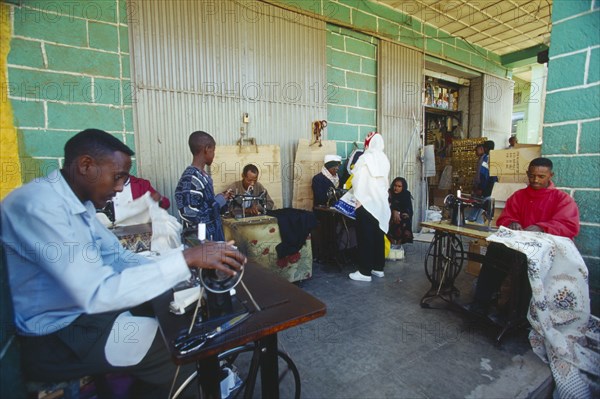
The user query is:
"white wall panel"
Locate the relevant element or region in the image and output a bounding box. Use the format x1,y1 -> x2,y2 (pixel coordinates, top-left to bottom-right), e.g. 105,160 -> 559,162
378,42 -> 424,228
129,0 -> 326,209
482,74 -> 514,148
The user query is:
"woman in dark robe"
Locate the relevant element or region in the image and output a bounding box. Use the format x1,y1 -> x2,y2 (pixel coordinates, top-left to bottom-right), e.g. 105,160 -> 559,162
388,177 -> 414,244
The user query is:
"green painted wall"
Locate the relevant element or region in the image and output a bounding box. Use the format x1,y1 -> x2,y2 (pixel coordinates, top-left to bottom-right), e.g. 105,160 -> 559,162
273,0 -> 510,77
543,0 -> 600,315
326,25 -> 377,157
5,0 -> 135,182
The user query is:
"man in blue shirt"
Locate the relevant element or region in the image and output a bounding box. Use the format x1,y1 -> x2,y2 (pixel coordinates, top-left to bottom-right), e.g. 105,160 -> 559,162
1,129 -> 245,397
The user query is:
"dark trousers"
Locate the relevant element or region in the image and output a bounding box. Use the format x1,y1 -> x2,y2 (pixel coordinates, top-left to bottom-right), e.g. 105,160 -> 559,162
20,306 -> 198,398
355,206 -> 385,276
474,242 -> 531,315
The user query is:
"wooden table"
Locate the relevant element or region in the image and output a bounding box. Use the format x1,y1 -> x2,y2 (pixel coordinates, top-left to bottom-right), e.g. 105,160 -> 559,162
420,220 -> 528,345
152,262 -> 326,398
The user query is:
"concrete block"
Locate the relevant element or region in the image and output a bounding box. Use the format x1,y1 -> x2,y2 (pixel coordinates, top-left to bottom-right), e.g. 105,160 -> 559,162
45,44 -> 120,78
93,78 -> 122,105
552,0 -> 593,22
574,224 -> 600,257
47,102 -> 123,131
352,9 -> 376,32
550,155 -> 600,188
550,11 -> 600,56
119,26 -> 129,53
347,108 -> 376,126
426,39 -> 442,55
543,124 -> 577,154
327,86 -> 357,107
13,7 -> 87,47
378,19 -> 399,40
8,68 -> 91,102
327,31 -> 345,51
358,91 -> 376,109
546,52 -> 586,91
328,105 -> 347,123
121,54 -> 130,79
579,120 -> 600,154
346,71 -> 376,92
7,39 -> 44,68
574,190 -> 600,224
589,47 -> 599,84
327,66 -> 346,87
19,129 -> 73,158
326,122 -> 358,141
11,100 -> 44,128
89,21 -> 119,52
544,85 -> 600,123
329,49 -> 361,72
345,37 -> 376,59
361,58 -> 376,76
326,1 -> 351,25
124,107 -> 134,132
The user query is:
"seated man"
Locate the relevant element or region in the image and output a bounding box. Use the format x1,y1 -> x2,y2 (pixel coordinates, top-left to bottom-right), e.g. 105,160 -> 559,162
226,163 -> 275,216
175,131 -> 233,240
311,154 -> 342,206
471,157 -> 580,314
0,129 -> 246,397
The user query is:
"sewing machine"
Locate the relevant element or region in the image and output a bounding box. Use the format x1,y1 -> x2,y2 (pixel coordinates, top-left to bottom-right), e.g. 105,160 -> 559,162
96,200 -> 115,226
227,189 -> 269,218
444,194 -> 495,229
326,186 -> 347,207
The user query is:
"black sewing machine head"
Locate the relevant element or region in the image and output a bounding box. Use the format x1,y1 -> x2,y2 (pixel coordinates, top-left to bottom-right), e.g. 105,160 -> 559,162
444,194 -> 495,228
227,190 -> 268,218
326,186 -> 347,207
96,200 -> 115,225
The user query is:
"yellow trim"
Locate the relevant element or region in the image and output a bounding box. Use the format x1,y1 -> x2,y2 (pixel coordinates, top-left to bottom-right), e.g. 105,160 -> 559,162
0,3 -> 21,199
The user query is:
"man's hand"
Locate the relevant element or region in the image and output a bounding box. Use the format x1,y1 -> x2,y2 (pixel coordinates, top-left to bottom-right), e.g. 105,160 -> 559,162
508,222 -> 523,230
150,191 -> 162,202
524,225 -> 544,232
392,210 -> 401,224
183,240 -> 246,276
245,204 -> 260,216
223,188 -> 234,200
401,212 -> 409,220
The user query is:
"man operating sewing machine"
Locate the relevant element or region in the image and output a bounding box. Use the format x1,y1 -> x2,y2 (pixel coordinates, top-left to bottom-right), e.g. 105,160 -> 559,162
225,164 -> 274,216
470,157 -> 580,315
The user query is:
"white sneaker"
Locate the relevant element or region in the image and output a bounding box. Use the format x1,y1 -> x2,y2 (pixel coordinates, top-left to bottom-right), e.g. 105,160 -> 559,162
349,271 -> 372,282
371,270 -> 384,278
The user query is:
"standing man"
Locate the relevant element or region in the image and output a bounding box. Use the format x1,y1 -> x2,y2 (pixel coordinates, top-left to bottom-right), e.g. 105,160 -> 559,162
1,129 -> 245,397
226,163 -> 275,216
471,157 -> 580,314
175,131 -> 234,240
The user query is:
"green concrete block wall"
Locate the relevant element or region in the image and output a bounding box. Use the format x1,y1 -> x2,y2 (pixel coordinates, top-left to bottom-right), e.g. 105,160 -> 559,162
544,0 -> 600,314
326,24 -> 377,157
6,0 -> 135,183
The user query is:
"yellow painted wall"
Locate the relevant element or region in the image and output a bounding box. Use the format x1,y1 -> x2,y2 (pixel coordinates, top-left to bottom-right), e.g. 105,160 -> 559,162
0,3 -> 21,199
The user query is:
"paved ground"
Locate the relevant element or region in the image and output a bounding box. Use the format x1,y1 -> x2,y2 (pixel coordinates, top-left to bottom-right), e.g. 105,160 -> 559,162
275,239 -> 552,399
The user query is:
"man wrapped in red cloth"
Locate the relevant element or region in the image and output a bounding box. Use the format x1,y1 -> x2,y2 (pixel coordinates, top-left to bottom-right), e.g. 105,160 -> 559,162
112,175 -> 170,221
470,157 -> 580,315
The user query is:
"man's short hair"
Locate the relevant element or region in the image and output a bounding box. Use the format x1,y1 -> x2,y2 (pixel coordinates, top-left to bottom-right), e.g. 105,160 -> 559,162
189,131 -> 215,155
529,157 -> 553,170
243,164 -> 259,176
64,129 -> 134,167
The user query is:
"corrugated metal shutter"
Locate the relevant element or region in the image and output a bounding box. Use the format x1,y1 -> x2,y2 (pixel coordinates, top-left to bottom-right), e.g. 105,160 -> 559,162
378,41 -> 424,228
481,74 -> 514,147
129,0 -> 326,209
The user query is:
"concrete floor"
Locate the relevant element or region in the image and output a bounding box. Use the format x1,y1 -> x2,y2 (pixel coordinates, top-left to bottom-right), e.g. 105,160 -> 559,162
277,240 -> 552,399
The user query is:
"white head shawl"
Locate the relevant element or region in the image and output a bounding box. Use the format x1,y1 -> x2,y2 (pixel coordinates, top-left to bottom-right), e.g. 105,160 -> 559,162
350,133 -> 391,233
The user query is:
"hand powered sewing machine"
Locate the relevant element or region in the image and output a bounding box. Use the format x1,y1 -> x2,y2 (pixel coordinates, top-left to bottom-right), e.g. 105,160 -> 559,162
227,187 -> 269,218
443,194 -> 495,229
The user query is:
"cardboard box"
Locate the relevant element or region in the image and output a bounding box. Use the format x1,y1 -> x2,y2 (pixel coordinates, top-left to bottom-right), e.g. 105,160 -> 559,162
465,239 -> 488,276
489,145 -> 541,177
491,182 -> 528,209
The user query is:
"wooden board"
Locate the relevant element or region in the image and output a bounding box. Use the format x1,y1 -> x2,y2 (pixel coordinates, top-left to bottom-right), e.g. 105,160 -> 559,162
211,144 -> 283,209
292,139 -> 337,211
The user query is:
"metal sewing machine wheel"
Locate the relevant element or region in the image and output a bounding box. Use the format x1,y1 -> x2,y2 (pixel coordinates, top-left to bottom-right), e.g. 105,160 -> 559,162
199,261 -> 245,294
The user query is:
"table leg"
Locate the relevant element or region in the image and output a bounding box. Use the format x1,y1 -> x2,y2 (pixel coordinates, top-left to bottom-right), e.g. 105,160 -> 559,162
259,334 -> 279,399
196,354 -> 220,399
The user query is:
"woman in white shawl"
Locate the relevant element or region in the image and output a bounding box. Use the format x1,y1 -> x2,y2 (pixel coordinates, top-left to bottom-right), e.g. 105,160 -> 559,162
349,132 -> 391,281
